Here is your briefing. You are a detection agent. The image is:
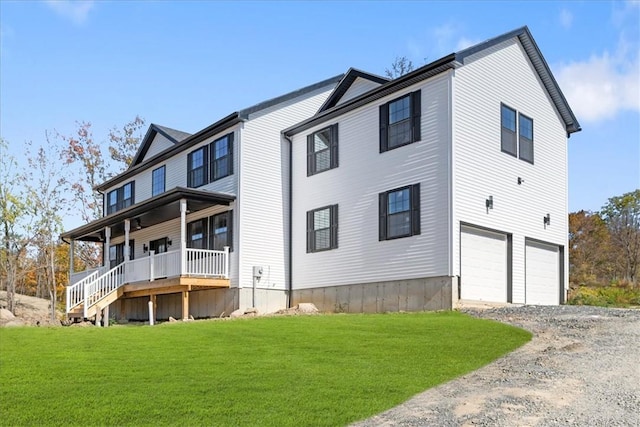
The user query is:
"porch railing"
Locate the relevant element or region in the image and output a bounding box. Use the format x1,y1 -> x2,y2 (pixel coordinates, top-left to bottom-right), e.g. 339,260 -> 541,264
67,247 -> 229,314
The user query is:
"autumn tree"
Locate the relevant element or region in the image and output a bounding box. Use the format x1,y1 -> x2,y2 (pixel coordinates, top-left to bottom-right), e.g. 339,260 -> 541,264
601,190 -> 640,287
385,56 -> 414,79
108,115 -> 145,168
569,210 -> 612,286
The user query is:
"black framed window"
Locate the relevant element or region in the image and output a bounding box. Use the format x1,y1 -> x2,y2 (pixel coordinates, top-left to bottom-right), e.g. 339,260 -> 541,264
380,90 -> 421,152
501,104 -> 517,156
211,134 -> 234,181
109,241 -> 134,268
149,237 -> 167,254
106,182 -> 135,215
379,184 -> 420,240
519,114 -> 534,164
306,205 -> 338,253
307,124 -> 338,176
187,146 -> 208,188
187,219 -> 207,249
152,166 -> 165,196
209,211 -> 233,251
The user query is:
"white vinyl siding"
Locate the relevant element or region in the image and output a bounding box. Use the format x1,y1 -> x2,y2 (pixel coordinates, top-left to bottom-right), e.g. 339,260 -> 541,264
144,133 -> 175,161
238,86 -> 335,292
336,77 -> 385,105
292,73 -> 451,289
452,38 -> 569,304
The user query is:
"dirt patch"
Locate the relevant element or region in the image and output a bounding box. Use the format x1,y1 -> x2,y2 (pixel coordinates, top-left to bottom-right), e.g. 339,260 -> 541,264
0,291 -> 61,327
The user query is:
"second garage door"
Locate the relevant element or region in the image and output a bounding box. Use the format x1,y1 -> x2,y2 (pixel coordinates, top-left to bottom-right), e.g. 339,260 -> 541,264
525,240 -> 560,305
460,225 -> 508,303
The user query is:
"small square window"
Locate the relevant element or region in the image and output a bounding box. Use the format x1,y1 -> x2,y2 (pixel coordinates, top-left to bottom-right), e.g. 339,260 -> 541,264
306,205 -> 338,252
380,91 -> 421,152
379,184 -> 420,240
307,124 -> 338,176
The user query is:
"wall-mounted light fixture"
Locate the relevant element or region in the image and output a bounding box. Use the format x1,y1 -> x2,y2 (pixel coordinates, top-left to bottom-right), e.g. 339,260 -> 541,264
485,196 -> 494,213
518,177 -> 525,185
136,218 -> 142,230
167,238 -> 172,246
143,243 -> 149,253
543,213 -> 551,228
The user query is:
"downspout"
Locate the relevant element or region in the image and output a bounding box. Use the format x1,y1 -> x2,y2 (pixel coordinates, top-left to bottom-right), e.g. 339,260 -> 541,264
283,132 -> 294,308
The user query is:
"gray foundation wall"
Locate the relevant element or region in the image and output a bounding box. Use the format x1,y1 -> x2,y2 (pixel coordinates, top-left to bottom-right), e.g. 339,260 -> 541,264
238,288 -> 287,314
291,276 -> 454,313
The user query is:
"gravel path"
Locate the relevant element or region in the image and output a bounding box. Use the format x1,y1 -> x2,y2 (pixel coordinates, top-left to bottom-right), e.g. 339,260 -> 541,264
354,305 -> 640,427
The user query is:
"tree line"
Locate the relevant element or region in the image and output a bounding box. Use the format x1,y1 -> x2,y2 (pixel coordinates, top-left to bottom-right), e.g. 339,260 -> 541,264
0,117 -> 145,319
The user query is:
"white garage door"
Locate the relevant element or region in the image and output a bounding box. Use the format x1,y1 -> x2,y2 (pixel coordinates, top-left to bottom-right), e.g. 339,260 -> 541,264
460,226 -> 508,303
525,240 -> 559,305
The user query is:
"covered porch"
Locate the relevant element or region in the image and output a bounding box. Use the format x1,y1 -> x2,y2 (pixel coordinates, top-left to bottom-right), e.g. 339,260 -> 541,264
61,187 -> 235,323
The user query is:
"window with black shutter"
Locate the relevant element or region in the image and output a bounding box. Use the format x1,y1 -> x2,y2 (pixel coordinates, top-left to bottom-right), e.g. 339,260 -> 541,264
379,184 -> 420,240
307,124 -> 338,176
306,205 -> 338,252
380,91 -> 421,152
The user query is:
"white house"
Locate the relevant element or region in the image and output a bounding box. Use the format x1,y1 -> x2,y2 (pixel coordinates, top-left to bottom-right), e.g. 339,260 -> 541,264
62,26 -> 580,322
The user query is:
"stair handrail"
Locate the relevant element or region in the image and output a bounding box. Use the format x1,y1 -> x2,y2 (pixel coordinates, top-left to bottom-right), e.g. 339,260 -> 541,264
83,262 -> 126,318
66,269 -> 102,313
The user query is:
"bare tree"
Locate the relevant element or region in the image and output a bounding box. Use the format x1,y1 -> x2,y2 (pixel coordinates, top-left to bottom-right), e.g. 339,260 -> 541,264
108,115 -> 146,169
385,56 -> 415,79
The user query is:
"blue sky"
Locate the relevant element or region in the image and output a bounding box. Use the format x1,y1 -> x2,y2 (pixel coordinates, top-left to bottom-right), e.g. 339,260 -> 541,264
1,0 -> 638,218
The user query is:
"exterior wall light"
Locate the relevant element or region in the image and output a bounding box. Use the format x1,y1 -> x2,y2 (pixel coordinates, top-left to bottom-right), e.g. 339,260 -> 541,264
486,196 -> 494,213
544,213 -> 551,227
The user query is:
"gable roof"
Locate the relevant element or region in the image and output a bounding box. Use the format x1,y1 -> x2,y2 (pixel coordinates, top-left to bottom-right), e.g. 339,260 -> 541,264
317,68 -> 389,113
285,26 -> 581,137
130,124 -> 192,168
96,74 -> 343,192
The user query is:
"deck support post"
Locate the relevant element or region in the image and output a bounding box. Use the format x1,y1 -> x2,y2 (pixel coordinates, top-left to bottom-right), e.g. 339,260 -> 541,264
180,199 -> 187,275
95,308 -> 102,327
103,305 -> 109,327
148,297 -> 155,326
182,291 -> 189,320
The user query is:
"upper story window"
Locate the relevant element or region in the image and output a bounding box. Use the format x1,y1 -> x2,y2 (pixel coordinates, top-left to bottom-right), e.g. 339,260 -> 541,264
307,124 -> 338,176
501,104 -> 534,164
187,132 -> 234,188
379,184 -> 420,240
152,166 -> 165,197
380,90 -> 421,152
211,135 -> 233,181
187,146 -> 208,188
306,205 -> 338,253
106,182 -> 135,215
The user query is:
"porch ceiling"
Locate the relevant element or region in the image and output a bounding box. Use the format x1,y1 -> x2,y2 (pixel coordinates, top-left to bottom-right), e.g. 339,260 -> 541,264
61,187 -> 235,242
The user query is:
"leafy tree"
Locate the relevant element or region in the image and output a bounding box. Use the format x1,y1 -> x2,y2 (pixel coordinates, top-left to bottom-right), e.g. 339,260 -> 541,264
601,190 -> 640,287
385,56 -> 414,79
108,115 -> 145,168
569,210 -> 612,286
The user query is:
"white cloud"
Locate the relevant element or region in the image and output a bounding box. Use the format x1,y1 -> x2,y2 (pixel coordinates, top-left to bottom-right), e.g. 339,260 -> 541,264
559,8 -> 574,29
44,0 -> 95,25
555,46 -> 640,123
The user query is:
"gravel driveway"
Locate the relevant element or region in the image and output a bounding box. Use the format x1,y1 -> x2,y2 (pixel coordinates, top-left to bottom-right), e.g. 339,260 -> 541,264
354,305 -> 640,427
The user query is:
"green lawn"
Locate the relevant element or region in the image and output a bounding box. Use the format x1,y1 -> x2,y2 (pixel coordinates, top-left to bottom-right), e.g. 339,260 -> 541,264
0,312 -> 530,426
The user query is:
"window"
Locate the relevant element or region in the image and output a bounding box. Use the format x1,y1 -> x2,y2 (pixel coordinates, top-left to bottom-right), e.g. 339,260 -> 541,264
501,104 -> 534,164
152,166 -> 165,196
187,219 -> 207,249
379,184 -> 420,240
106,182 -> 135,215
187,132 -> 235,188
307,124 -> 338,176
210,134 -> 234,181
109,241 -> 134,268
380,91 -> 421,152
149,237 -> 167,254
519,114 -> 534,163
306,205 -> 338,252
501,104 -> 517,156
187,146 -> 208,188
210,211 -> 233,251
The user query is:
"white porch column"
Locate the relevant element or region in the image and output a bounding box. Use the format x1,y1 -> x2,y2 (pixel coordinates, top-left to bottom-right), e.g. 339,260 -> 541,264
124,219 -> 131,261
180,199 -> 187,275
104,226 -> 111,267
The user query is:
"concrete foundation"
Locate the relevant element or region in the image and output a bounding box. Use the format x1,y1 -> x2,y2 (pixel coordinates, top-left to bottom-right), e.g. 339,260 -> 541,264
291,276 -> 454,313
238,287 -> 287,314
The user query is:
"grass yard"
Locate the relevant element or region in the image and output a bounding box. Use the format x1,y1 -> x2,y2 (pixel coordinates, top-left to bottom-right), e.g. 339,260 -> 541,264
0,312 -> 530,426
